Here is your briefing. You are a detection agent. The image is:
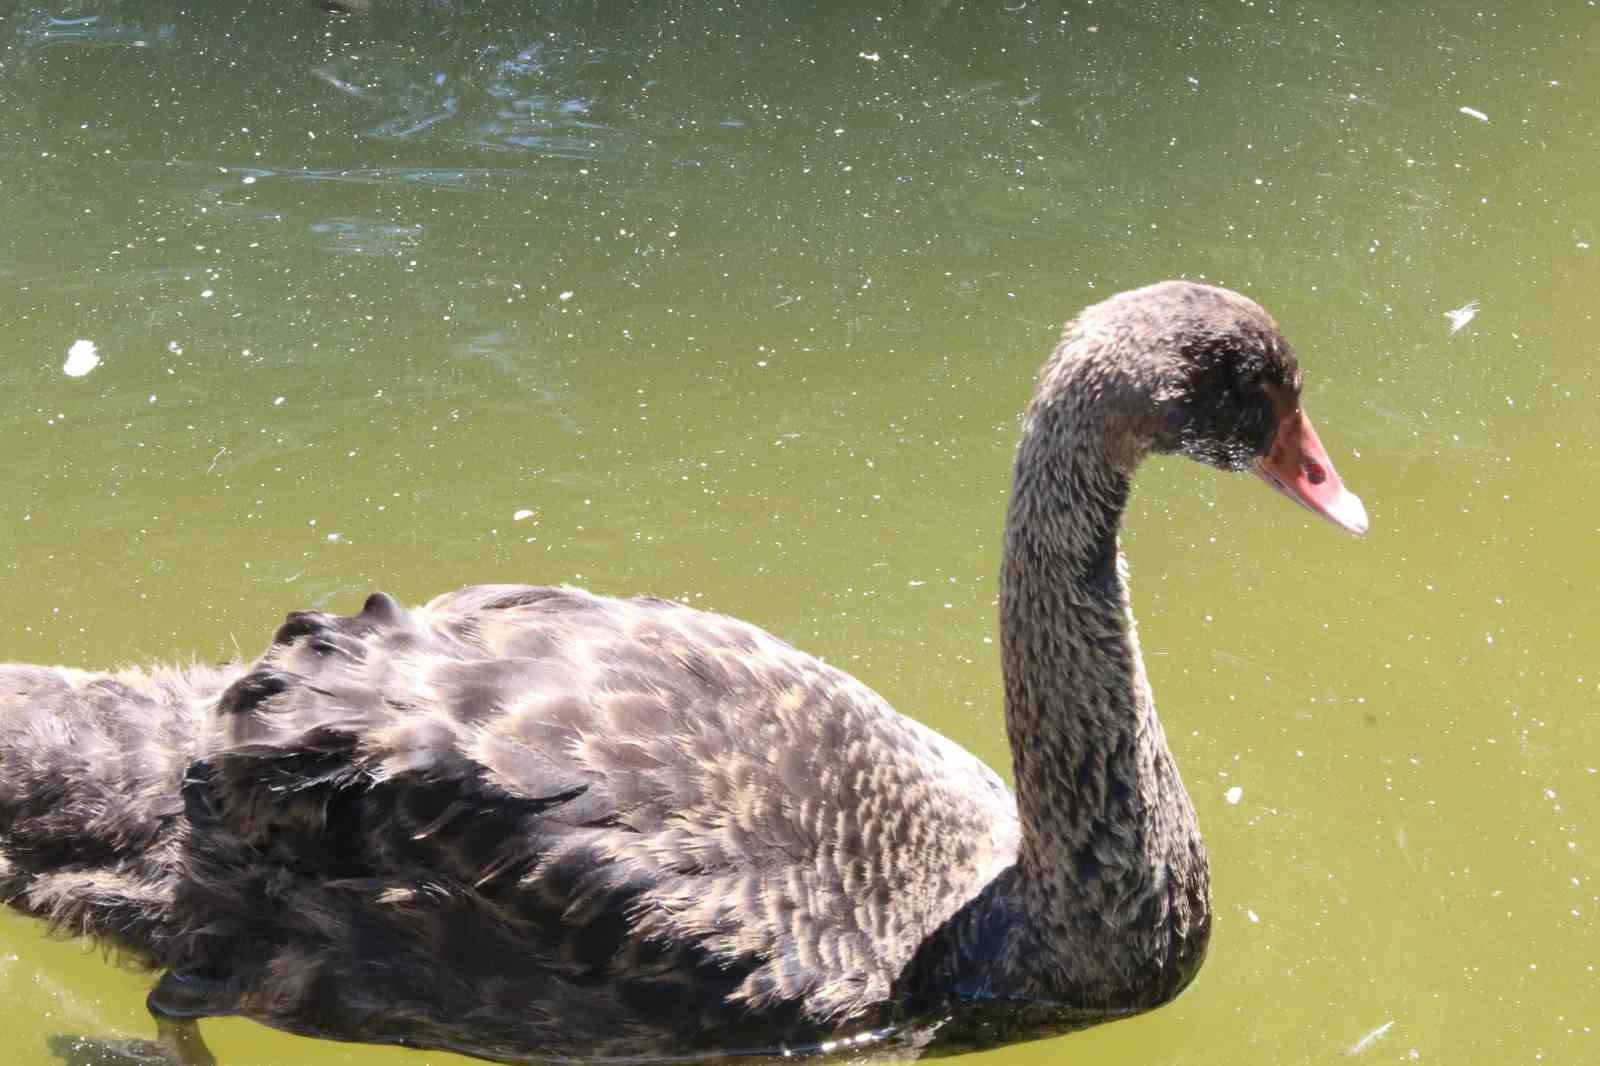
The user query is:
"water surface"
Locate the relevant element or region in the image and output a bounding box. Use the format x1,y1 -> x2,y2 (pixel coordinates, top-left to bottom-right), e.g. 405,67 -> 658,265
1,2 -> 1596,1063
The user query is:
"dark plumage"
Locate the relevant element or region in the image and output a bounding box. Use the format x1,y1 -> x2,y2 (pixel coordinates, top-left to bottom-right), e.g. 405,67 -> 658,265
0,281 -> 1367,1064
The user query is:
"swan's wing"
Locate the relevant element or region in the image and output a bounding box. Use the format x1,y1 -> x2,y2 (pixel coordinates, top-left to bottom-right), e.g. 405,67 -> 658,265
175,585 -> 1019,1040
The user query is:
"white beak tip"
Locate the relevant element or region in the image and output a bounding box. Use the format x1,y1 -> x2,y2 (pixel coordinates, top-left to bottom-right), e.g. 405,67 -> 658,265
1328,489 -> 1370,537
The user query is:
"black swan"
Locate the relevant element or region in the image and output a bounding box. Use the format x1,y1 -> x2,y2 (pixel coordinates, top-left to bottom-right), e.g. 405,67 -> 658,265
0,281 -> 1367,1065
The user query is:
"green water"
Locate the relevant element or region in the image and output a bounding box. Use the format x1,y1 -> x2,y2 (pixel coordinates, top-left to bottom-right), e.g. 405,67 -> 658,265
1,1 -> 1596,1062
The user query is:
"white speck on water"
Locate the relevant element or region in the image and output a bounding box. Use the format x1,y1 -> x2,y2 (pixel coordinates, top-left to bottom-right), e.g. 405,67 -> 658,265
147,394 -> 157,403
1186,75 -> 1199,86
1445,299 -> 1479,333
273,396 -> 286,406
512,509 -> 534,521
1459,105 -> 1489,122
859,51 -> 881,61
167,340 -> 183,354
241,175 -> 257,185
558,290 -> 574,301
326,532 -> 342,543
1247,910 -> 1260,923
1347,1020 -> 1395,1055
201,289 -> 214,299
1225,786 -> 1243,805
62,339 -> 101,377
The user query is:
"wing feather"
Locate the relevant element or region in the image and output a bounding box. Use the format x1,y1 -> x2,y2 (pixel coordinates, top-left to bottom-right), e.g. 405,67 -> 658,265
168,584 -> 1020,1049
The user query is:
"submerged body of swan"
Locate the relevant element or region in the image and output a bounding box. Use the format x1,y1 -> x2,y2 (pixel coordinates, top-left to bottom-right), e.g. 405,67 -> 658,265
0,282 -> 1365,1065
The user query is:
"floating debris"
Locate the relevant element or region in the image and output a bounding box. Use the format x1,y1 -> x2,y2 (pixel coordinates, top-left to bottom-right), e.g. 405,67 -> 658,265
1445,299 -> 1479,334
62,339 -> 100,377
513,509 -> 534,521
1224,786 -> 1243,805
1346,1020 -> 1394,1055
1459,105 -> 1489,122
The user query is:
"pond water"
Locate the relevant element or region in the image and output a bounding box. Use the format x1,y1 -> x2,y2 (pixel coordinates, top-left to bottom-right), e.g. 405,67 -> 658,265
1,1 -> 1596,1063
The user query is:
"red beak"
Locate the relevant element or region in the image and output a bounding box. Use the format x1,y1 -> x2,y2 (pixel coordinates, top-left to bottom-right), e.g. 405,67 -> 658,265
1250,407 -> 1369,536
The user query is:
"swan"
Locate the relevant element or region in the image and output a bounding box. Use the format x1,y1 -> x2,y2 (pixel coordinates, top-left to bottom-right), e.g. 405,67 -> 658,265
0,281 -> 1367,1065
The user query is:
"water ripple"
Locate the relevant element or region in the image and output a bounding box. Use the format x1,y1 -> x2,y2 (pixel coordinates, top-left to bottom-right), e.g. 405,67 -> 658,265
16,8 -> 174,51
307,217 -> 423,258
239,165 -> 519,192
310,36 -> 643,162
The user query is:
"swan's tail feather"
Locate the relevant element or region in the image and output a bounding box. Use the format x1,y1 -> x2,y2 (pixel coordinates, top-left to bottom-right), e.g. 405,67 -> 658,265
0,661 -> 239,965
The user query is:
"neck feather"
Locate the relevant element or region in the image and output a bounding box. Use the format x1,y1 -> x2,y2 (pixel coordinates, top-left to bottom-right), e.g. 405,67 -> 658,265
993,384 -> 1210,1008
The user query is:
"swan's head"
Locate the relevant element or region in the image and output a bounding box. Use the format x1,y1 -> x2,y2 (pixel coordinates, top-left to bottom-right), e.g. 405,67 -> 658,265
1051,280 -> 1368,536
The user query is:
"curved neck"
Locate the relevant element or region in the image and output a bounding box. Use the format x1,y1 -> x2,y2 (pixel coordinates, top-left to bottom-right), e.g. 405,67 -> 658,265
992,389 -> 1210,1007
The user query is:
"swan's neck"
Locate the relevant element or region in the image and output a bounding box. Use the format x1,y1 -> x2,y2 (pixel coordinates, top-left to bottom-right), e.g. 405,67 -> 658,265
993,393 -> 1211,1007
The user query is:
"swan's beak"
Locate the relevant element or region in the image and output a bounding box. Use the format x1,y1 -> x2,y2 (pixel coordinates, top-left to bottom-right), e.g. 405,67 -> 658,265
1250,407 -> 1369,536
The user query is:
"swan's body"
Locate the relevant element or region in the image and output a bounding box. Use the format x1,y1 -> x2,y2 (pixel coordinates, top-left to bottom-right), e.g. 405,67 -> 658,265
0,282 -> 1365,1064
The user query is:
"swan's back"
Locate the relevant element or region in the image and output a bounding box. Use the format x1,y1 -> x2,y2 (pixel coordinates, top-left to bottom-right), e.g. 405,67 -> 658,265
167,585 -> 1019,1057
